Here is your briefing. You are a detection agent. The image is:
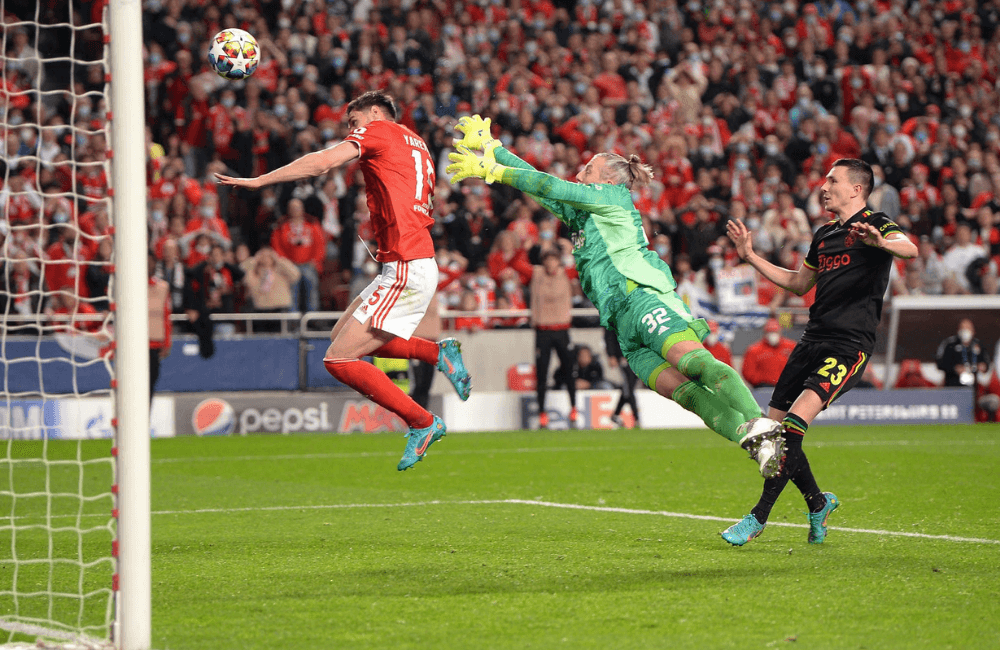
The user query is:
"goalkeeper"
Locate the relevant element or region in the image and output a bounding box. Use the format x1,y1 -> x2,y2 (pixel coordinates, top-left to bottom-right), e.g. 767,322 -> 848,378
448,116 -> 785,478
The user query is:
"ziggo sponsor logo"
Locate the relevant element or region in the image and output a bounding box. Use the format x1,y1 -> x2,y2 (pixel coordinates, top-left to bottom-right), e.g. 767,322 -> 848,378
817,253 -> 851,273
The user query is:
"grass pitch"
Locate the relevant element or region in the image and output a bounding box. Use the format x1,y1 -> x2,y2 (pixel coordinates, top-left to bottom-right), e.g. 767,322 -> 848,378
5,424 -> 1000,649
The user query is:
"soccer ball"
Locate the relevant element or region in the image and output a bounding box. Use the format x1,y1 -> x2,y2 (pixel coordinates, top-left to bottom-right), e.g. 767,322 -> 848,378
208,29 -> 260,80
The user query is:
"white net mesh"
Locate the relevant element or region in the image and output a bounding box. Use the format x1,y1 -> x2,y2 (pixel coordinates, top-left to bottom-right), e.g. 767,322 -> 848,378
1,0 -> 116,646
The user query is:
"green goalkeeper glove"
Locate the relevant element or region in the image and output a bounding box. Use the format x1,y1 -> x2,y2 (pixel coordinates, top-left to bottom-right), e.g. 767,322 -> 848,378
453,114 -> 499,153
447,145 -> 507,184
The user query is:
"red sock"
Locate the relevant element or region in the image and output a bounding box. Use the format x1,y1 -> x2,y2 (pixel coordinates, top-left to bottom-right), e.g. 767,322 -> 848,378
324,358 -> 433,429
372,336 -> 439,365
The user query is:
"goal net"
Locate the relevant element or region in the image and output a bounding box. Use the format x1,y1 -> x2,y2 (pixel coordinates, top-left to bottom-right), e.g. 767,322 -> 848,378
1,0 -> 148,647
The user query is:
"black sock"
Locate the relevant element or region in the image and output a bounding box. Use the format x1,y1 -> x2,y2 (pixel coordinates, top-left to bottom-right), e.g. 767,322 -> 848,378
749,449 -> 801,525
783,412 -> 809,437
749,413 -> 811,525
750,475 -> 787,525
791,453 -> 826,513
781,412 -> 824,511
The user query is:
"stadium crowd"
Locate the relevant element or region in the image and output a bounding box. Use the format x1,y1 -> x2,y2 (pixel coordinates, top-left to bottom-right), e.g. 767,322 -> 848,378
2,1 -> 1000,350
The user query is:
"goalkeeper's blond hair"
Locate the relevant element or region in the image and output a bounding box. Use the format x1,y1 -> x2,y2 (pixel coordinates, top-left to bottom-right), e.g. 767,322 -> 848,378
598,153 -> 654,189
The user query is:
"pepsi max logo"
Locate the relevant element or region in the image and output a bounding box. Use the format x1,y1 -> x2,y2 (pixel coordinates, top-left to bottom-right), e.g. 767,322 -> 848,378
192,398 -> 235,436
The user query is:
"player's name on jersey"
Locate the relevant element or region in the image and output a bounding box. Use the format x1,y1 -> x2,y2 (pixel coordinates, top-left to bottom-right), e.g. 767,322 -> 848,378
404,134 -> 429,152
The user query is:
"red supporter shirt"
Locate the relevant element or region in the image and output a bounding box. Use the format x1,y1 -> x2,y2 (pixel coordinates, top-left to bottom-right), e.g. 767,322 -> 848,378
44,240 -> 91,298
741,337 -> 797,388
271,219 -> 325,271
705,341 -> 733,367
344,120 -> 435,262
5,189 -> 41,225
76,167 -> 108,205
592,71 -> 628,103
185,216 -> 232,244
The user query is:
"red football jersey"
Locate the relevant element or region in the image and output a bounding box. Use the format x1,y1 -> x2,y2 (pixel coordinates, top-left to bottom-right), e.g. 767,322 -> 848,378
345,120 -> 435,262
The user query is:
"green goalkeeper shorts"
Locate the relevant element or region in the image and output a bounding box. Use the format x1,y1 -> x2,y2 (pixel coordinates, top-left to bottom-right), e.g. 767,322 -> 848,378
614,286 -> 709,389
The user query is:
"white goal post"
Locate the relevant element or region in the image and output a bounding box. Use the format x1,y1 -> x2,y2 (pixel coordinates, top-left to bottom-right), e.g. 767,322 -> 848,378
0,0 -> 149,648
108,0 -> 151,648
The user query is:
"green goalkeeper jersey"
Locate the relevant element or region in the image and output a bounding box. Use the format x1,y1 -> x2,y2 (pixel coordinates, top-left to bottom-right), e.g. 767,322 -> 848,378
495,146 -> 676,328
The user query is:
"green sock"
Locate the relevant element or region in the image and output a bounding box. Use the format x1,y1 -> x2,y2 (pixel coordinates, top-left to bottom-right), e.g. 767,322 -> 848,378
671,381 -> 744,443
676,348 -> 763,421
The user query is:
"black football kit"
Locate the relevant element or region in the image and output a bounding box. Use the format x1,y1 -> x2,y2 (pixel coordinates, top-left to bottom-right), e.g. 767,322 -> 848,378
770,208 -> 902,411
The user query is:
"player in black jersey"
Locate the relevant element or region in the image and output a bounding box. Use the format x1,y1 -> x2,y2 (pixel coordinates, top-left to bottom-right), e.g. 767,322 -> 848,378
721,158 -> 917,546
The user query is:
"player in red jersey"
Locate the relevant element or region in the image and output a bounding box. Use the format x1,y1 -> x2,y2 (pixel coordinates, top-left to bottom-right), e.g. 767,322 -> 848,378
216,91 -> 471,471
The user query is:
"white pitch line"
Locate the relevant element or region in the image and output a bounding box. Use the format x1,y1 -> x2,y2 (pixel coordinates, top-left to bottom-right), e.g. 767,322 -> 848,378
149,499 -> 509,516
153,498 -> 1000,546
506,499 -> 1000,545
7,499 -> 998,545
149,438 -> 998,464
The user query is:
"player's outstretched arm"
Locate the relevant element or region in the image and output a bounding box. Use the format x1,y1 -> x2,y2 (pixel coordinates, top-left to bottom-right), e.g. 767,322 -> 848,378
447,146 -> 508,184
216,141 -> 360,190
449,120 -> 581,224
449,147 -> 620,215
483,140 -> 579,221
454,114 -> 538,173
727,218 -> 817,296
850,223 -> 918,259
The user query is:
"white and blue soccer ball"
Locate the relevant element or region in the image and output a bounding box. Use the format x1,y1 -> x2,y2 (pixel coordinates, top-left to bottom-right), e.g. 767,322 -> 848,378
208,28 -> 260,80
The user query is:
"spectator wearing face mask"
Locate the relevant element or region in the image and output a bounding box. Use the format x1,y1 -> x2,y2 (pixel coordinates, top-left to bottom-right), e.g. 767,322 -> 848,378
741,319 -> 796,389
187,244 -> 244,317
208,88 -> 250,166
651,234 -> 672,265
270,198 -> 326,312
868,164 -> 901,221
900,164 -> 941,213
935,318 -> 990,388
184,193 -> 232,250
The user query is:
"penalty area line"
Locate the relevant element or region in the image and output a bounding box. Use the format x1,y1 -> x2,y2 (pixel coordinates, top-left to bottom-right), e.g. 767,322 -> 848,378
149,498 -> 1000,546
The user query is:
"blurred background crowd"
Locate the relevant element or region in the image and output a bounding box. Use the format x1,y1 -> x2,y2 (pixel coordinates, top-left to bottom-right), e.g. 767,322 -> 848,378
3,0 -> 1000,333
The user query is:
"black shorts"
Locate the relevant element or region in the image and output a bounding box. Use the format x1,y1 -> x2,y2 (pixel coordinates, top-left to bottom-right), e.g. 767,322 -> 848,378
769,339 -> 871,412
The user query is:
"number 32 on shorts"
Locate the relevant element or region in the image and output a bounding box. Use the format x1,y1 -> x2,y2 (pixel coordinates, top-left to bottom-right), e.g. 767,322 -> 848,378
641,307 -> 670,334
818,357 -> 847,385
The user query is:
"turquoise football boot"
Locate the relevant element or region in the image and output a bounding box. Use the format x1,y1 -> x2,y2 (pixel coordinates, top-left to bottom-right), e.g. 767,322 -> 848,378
807,492 -> 840,544
437,338 -> 472,400
398,415 -> 447,471
721,514 -> 766,546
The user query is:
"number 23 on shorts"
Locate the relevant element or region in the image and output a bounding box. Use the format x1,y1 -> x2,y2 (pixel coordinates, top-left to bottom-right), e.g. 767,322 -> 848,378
818,357 -> 847,385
